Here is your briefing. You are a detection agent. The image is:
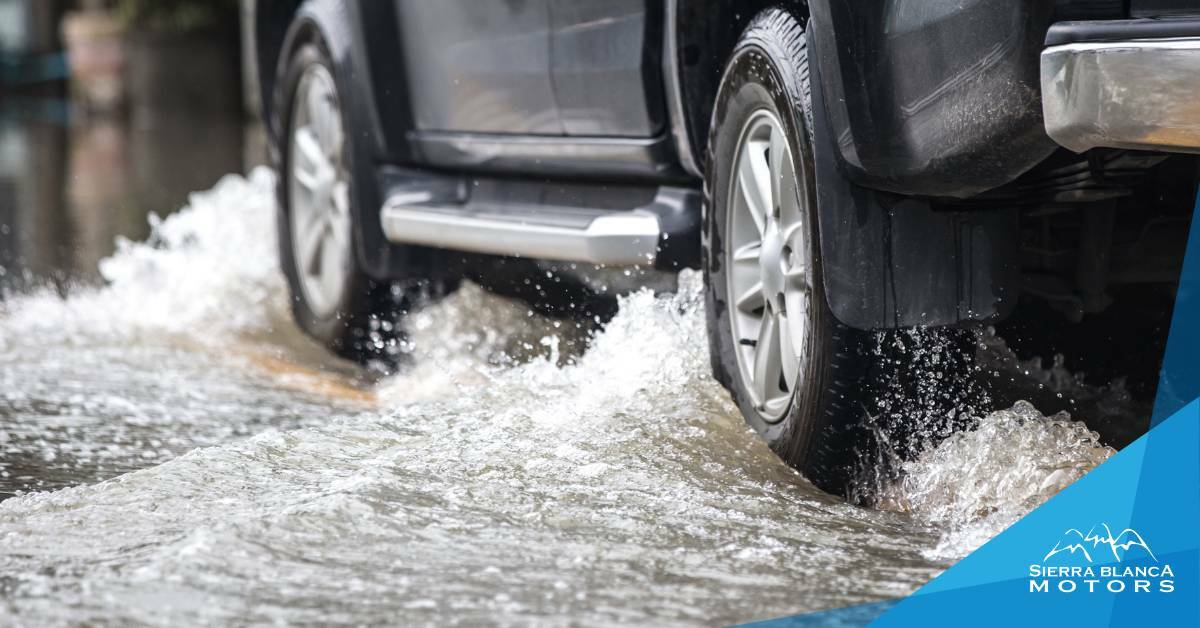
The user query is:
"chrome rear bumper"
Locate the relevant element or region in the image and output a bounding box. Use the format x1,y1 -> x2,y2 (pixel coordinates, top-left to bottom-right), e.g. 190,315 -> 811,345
1042,37 -> 1200,154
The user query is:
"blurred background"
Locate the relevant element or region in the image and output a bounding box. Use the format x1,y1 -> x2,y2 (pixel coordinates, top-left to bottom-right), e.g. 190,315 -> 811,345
0,0 -> 261,295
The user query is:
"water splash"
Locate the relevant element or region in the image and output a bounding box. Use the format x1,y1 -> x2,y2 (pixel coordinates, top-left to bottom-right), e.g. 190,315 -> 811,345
877,401 -> 1114,560
0,171 -> 1130,624
861,328 -> 1122,560
1,270 -> 943,624
0,167 -> 286,350
851,327 -> 991,504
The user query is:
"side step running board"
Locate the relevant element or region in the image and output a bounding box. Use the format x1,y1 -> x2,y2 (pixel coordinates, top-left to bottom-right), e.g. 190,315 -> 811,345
380,186 -> 697,267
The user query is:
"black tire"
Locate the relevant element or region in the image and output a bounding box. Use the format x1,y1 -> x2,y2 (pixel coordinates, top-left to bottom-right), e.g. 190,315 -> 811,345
704,10 -> 988,499
273,24 -> 411,367
703,9 -> 872,496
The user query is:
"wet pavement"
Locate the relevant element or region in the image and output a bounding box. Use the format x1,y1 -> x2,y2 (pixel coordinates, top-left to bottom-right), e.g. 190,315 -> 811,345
0,116 -> 1140,624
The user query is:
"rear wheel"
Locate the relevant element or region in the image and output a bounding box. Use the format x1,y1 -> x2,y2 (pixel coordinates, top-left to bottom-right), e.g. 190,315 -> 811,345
275,28 -> 411,366
288,61 -> 351,325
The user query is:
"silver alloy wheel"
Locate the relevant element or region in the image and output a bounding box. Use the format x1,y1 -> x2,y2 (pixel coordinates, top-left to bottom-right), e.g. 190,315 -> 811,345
288,63 -> 351,319
725,109 -> 811,422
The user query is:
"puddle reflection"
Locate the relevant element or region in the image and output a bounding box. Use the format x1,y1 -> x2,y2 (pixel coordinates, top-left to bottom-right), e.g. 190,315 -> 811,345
0,100 -> 258,294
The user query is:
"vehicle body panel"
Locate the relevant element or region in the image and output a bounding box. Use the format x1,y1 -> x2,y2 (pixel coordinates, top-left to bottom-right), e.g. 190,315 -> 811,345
397,0 -> 563,135
805,0 -> 1058,198
806,40 -> 1020,329
550,0 -> 666,137
252,0 -> 1198,331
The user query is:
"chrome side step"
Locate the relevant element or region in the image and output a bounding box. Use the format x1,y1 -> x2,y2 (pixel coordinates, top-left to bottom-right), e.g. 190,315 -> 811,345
380,186 -> 695,266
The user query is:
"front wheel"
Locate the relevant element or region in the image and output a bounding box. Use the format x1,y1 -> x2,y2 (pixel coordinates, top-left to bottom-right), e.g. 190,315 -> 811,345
704,10 -> 871,495
704,9 -> 984,498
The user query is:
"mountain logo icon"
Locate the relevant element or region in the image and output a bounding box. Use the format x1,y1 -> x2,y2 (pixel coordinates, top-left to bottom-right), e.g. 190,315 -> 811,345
1042,524 -> 1157,563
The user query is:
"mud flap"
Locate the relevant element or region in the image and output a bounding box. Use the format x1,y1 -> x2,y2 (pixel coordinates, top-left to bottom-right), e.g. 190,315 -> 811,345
807,29 -> 1020,331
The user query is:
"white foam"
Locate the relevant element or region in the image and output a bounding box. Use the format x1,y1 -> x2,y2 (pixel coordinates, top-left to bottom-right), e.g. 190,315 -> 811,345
0,170 -> 1127,623
0,168 -> 285,349
879,400 -> 1114,560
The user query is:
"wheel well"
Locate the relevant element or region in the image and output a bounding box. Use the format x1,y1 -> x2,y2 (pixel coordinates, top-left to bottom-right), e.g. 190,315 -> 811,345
253,0 -> 303,134
675,0 -> 806,168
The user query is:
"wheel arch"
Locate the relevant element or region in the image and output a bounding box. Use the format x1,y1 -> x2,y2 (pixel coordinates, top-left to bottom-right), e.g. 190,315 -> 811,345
267,0 -> 424,282
802,24 -> 1022,330
692,4 -> 1022,330
253,0 -> 301,140
671,0 -> 808,176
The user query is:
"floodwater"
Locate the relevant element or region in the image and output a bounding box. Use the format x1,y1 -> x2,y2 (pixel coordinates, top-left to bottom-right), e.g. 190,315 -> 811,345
0,169 -> 1129,625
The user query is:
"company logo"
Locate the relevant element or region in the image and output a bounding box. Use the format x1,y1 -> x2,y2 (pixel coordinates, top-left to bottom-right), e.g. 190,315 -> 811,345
1042,524 -> 1157,563
1028,524 -> 1174,594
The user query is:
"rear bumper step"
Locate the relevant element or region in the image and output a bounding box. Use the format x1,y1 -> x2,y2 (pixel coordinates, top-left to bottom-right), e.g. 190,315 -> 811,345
1042,18 -> 1200,154
380,186 -> 697,267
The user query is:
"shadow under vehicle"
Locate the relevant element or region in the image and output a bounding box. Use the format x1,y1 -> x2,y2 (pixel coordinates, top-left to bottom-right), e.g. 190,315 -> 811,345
252,0 -> 1200,496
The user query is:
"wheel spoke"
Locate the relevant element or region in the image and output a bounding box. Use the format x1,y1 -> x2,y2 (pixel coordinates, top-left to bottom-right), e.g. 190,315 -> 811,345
784,265 -> 810,292
748,138 -> 773,212
294,127 -> 326,183
298,199 -> 325,238
328,208 -> 351,260
318,234 -> 342,297
735,281 -> 765,313
331,180 -> 350,217
738,139 -> 772,233
329,127 -> 344,167
294,166 -> 320,194
781,218 -> 805,246
323,104 -> 344,163
752,313 -> 782,404
300,219 -> 327,277
732,241 -> 762,264
778,312 -> 799,388
307,79 -> 329,146
329,182 -> 352,256
768,128 -> 787,212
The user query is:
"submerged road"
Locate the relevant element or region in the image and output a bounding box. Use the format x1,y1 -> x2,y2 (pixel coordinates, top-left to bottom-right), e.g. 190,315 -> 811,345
0,171 -> 1118,625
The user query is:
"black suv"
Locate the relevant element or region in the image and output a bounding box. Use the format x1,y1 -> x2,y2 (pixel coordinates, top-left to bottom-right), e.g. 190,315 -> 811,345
253,1 -> 1200,494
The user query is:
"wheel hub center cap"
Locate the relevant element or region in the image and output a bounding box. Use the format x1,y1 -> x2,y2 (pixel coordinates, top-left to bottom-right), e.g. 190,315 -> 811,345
760,220 -> 786,308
